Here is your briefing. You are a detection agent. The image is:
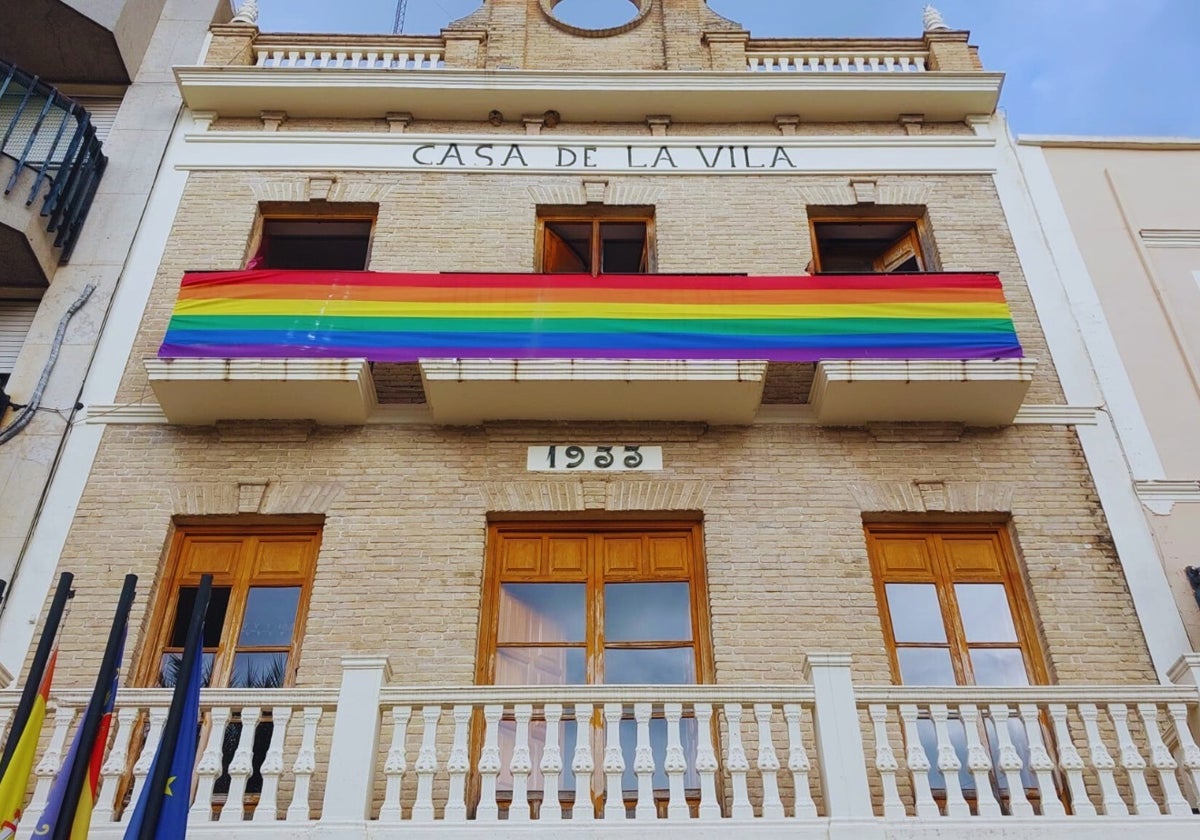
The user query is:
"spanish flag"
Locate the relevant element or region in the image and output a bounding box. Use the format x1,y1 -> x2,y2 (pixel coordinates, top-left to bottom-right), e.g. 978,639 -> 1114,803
0,650 -> 58,838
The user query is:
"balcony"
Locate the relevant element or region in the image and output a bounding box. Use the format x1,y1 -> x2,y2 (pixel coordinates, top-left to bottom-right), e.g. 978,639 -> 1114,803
145,269 -> 1033,426
0,60 -> 107,289
8,654 -> 1200,838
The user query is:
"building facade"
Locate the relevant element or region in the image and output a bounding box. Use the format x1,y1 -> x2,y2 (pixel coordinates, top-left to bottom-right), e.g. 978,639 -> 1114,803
3,1 -> 1200,837
0,0 -> 230,685
1018,136 -> 1200,651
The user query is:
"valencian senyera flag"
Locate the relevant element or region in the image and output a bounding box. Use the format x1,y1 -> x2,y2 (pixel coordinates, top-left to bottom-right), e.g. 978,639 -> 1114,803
123,575 -> 210,840
0,650 -> 59,839
32,623 -> 127,839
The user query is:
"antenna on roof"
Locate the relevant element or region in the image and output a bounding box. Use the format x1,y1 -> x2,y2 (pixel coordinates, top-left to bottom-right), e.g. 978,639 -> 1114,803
393,0 -> 409,33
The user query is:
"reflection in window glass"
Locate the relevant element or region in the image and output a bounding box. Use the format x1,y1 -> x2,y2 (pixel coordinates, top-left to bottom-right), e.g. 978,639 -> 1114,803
159,652 -> 215,688
231,651 -> 289,688
499,584 -> 585,643
495,648 -> 585,686
170,586 -> 231,647
969,648 -> 1029,686
604,583 -> 692,642
884,584 -> 946,643
238,587 -> 301,646
896,648 -> 955,685
955,584 -> 1019,642
604,647 -> 695,685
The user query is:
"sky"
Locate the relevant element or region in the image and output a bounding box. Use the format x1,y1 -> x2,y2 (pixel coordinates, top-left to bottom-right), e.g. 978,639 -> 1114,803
251,0 -> 1200,138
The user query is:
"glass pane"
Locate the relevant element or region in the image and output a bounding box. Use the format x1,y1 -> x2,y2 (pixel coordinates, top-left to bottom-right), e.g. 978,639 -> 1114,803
159,652 -> 215,688
238,587 -> 301,647
896,647 -> 955,685
884,584 -> 946,643
170,586 -> 231,647
604,647 -> 695,685
495,647 -> 585,685
969,648 -> 1029,686
599,223 -> 647,274
604,583 -> 692,642
498,584 -> 585,643
955,584 -> 1019,642
230,652 -> 288,688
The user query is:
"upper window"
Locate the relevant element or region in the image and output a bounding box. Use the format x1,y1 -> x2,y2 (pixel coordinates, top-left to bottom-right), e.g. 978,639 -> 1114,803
252,218 -> 373,271
809,211 -> 937,273
538,209 -> 654,275
140,523 -> 321,689
866,523 -> 1045,687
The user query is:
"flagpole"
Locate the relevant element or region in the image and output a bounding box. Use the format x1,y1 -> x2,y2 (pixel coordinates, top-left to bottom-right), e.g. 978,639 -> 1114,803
138,574 -> 210,840
51,574 -> 136,840
0,572 -> 73,779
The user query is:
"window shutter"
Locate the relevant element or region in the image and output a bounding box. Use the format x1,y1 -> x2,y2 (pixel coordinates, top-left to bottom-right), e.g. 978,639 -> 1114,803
0,301 -> 39,374
73,96 -> 123,142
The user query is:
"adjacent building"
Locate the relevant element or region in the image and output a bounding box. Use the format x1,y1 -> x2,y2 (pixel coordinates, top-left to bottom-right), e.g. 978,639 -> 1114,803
3,2 -> 1200,837
0,0 -> 231,685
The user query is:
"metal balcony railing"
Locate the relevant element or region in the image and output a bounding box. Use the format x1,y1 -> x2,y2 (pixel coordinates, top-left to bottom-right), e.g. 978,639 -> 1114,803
0,59 -> 108,262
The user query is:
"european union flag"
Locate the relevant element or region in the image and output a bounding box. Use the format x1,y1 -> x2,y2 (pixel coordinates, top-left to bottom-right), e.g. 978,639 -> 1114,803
123,576 -> 209,840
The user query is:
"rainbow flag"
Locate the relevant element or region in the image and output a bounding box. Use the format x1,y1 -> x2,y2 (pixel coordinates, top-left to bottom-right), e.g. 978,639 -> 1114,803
159,270 -> 1023,362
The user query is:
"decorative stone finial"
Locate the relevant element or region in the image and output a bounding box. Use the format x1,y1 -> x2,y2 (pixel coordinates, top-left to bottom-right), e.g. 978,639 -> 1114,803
923,4 -> 950,32
231,0 -> 259,25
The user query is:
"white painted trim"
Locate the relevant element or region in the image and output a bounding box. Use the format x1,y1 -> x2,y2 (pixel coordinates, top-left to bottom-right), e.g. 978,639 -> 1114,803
0,113 -> 196,678
84,401 -> 1098,427
176,131 -> 998,176
1019,134 -> 1200,151
1134,480 -> 1200,515
995,118 -> 1191,681
1140,229 -> 1200,248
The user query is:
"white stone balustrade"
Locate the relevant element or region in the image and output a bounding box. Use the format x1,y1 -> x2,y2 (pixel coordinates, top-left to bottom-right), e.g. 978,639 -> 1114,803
254,46 -> 445,69
747,52 -> 928,73
0,654 -> 1196,838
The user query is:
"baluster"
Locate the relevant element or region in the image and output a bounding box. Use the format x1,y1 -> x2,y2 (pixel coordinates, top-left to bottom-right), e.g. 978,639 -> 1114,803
915,56 -> 928,71
541,704 -> 564,822
1138,704 -> 1190,815
754,704 -> 784,819
959,704 -> 999,816
867,704 -> 904,818
476,705 -> 502,821
94,707 -> 137,824
898,56 -> 912,71
571,703 -> 595,822
397,52 -> 412,69
381,52 -> 396,69
286,706 -> 323,821
1166,703 -> 1200,808
1045,704 -> 1091,816
725,704 -> 752,820
352,51 -> 366,68
191,706 -> 230,820
748,57 -> 761,71
31,705 -> 77,817
694,703 -> 720,820
125,708 -> 167,824
418,52 -> 430,69
898,704 -> 937,818
444,704 -> 471,822
1108,704 -> 1156,815
602,703 -> 625,820
220,707 -> 259,822
807,57 -> 821,73
379,706 -> 411,822
632,703 -> 655,820
763,57 -> 776,72
332,51 -> 346,68
929,704 -> 967,817
663,703 -> 688,820
1078,703 -> 1126,815
868,56 -> 881,71
365,51 -> 379,69
853,56 -> 865,71
836,56 -> 849,71
254,50 -> 268,67
319,51 -> 333,68
783,704 -> 817,819
0,708 -> 11,745
253,707 -> 291,822
510,704 -> 534,822
988,704 -> 1032,817
884,56 -> 896,71
413,705 -> 443,822
435,51 -> 445,68
287,50 -> 300,68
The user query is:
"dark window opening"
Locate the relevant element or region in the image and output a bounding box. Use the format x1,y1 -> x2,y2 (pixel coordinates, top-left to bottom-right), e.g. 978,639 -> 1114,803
542,217 -> 651,275
811,220 -> 927,273
254,219 -> 372,271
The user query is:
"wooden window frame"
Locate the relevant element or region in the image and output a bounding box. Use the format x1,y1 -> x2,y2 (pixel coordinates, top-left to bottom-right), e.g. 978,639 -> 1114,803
246,201 -> 379,271
134,522 -> 322,689
807,208 -> 940,274
866,522 -> 1048,687
477,519 -> 713,686
535,207 -> 657,277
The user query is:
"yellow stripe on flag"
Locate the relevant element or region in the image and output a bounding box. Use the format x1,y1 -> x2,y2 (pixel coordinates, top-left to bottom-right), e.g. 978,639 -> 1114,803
0,652 -> 56,833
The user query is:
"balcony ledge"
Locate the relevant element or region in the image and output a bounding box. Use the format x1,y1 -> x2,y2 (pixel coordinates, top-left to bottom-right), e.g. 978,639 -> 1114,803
810,359 -> 1036,426
145,358 -> 377,425
174,66 -> 1003,123
420,358 -> 768,425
